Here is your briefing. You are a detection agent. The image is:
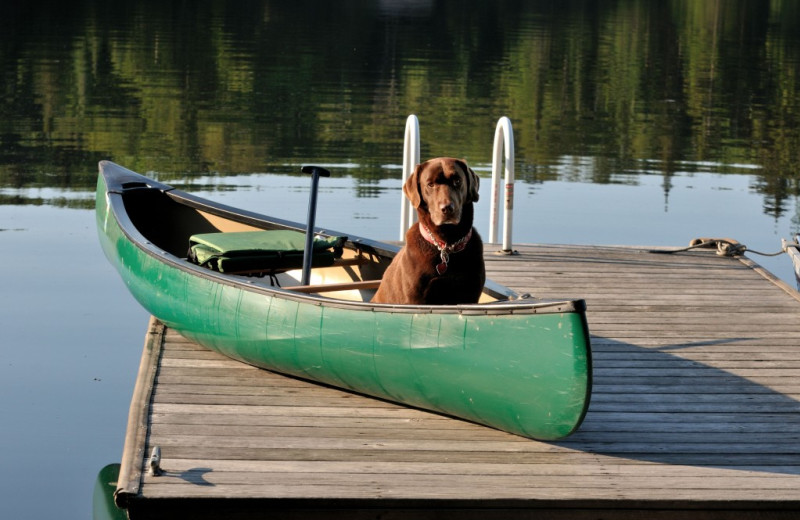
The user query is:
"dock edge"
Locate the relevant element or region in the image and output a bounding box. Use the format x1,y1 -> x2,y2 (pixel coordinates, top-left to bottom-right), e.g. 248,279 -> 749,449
114,316 -> 164,509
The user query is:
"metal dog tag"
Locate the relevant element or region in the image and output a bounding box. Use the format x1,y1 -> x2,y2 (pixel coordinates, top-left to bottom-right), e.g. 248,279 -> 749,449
436,250 -> 449,275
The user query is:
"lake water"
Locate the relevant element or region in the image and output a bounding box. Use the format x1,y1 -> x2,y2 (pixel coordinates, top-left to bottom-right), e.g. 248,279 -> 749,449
2,1 -> 800,518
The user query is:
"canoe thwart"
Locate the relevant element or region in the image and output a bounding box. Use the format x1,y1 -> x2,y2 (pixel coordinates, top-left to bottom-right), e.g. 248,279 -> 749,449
288,279 -> 382,293
222,256 -> 370,277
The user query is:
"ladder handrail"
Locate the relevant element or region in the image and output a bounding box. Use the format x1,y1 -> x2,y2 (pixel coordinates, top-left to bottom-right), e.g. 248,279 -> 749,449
489,116 -> 515,252
400,115 -> 420,241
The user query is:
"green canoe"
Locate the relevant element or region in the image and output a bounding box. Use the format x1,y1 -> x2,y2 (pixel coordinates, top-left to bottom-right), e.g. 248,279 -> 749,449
92,464 -> 127,520
96,161 -> 591,440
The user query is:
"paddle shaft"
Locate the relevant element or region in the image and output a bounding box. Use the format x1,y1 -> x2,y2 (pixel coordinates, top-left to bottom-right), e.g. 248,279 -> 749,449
300,166 -> 331,285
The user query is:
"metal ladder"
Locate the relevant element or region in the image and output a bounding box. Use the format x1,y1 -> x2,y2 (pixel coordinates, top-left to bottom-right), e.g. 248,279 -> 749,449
399,114 -> 516,254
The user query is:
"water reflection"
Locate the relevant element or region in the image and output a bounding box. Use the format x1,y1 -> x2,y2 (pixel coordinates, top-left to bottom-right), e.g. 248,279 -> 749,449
1,0 -> 799,218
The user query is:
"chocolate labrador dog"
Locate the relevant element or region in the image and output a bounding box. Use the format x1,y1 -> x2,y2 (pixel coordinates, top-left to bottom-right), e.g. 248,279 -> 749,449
372,157 -> 485,305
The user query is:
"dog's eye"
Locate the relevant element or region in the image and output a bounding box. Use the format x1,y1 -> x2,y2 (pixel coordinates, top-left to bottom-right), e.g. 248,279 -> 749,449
453,178 -> 461,186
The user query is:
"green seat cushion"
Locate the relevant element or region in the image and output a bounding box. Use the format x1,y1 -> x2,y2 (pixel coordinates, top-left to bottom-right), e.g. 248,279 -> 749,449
188,230 -> 344,273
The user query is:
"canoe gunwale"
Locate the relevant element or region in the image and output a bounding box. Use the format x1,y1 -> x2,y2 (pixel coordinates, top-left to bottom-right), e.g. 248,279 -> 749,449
99,161 -> 585,317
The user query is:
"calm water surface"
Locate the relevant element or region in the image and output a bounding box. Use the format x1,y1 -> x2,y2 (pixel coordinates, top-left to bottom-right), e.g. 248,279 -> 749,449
2,1 -> 800,518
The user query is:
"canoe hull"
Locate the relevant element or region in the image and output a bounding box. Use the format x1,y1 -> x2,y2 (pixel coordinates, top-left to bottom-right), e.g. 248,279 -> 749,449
96,162 -> 591,440
92,464 -> 127,520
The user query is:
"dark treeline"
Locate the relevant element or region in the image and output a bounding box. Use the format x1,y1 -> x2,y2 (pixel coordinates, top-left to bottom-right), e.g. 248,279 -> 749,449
1,0 -> 798,215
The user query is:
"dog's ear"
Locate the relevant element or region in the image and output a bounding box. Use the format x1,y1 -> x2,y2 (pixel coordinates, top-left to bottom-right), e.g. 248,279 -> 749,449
403,162 -> 425,208
457,159 -> 480,203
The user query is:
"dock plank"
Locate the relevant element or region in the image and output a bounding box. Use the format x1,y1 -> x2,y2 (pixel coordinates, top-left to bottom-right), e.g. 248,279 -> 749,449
116,245 -> 800,519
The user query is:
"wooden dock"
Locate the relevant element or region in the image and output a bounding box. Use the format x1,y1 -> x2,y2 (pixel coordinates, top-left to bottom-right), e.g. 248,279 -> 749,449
114,244 -> 800,519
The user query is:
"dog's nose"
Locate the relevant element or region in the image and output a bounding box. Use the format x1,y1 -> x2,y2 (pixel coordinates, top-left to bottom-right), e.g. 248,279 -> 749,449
441,203 -> 455,215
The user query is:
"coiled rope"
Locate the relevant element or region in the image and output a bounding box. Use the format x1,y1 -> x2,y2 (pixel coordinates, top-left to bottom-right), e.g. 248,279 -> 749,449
650,238 -> 799,258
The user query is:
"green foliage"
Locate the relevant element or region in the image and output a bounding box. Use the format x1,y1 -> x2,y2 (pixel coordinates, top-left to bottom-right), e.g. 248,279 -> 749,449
1,0 -> 798,213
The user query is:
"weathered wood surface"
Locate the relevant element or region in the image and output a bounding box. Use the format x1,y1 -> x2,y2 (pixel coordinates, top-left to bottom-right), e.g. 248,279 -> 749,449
118,244 -> 800,519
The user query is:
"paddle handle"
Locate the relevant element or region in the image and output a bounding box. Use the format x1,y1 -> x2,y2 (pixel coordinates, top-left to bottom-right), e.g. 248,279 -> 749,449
300,166 -> 331,285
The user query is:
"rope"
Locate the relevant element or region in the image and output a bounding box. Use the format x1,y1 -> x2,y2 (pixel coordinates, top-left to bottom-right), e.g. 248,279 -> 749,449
650,238 -> 798,258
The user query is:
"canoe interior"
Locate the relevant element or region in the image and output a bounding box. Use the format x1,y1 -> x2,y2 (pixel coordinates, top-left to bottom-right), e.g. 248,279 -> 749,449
119,182 -> 505,303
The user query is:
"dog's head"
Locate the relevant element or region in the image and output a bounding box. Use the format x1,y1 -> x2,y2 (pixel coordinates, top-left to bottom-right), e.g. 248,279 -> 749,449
404,158 -> 480,226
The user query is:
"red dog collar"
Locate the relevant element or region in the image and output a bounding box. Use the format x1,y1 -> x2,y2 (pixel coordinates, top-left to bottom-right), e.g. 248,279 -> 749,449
419,223 -> 473,275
